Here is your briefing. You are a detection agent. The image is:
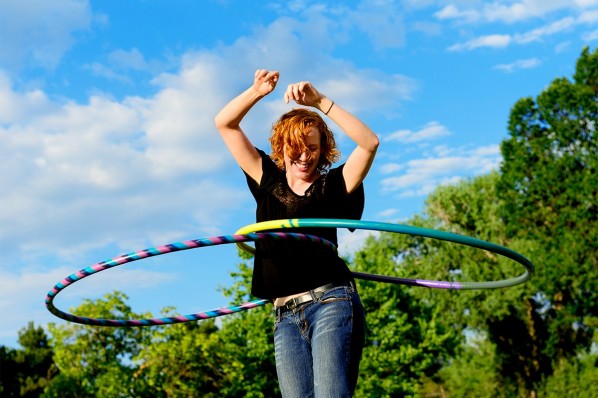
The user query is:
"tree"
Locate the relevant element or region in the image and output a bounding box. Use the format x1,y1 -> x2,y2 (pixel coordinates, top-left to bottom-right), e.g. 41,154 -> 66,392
0,344 -> 19,397
220,234 -> 462,397
138,250 -> 283,397
350,220 -> 461,397
41,253 -> 280,397
44,291 -> 154,397
215,252 -> 280,397
499,46 -> 597,370
133,317 -> 228,397
409,47 -> 597,396
433,334 -> 503,398
0,323 -> 57,397
30,46 -> 597,396
423,172 -> 552,395
16,322 -> 57,397
537,353 -> 598,398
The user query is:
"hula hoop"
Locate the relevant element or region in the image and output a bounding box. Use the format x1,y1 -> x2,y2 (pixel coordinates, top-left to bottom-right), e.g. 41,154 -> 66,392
45,232 -> 336,327
235,219 -> 534,290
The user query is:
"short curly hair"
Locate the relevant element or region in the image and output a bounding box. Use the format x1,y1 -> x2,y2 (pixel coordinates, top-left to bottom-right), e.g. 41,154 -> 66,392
269,108 -> 340,173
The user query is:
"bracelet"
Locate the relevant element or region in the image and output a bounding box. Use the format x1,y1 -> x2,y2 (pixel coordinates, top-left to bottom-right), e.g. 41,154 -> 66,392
324,101 -> 334,115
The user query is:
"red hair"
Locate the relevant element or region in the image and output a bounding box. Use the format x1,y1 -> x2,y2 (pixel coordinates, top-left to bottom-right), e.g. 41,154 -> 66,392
269,108 -> 340,173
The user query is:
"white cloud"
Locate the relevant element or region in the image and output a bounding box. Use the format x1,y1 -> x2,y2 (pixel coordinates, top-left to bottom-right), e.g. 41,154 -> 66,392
578,8 -> 598,24
471,145 -> 502,157
483,1 -> 574,23
434,4 -> 480,23
270,0 -> 407,51
347,0 -> 406,50
0,0 -> 93,72
0,266 -> 177,344
108,48 -> 153,72
312,66 -> 417,116
87,62 -> 133,84
576,0 -> 598,7
555,41 -> 572,52
0,71 -> 58,122
494,57 -> 542,72
338,228 -> 379,257
435,0 -> 596,24
432,144 -> 456,157
516,16 -> 576,44
385,121 -> 451,143
448,34 -> 512,51
0,2 -> 419,283
582,28 -> 598,41
380,163 -> 404,175
85,48 -> 172,84
380,145 -> 501,196
376,208 -> 400,218
439,1 -> 597,52
447,14 -> 590,52
387,157 -> 468,185
0,0 -> 422,346
0,58 -> 252,266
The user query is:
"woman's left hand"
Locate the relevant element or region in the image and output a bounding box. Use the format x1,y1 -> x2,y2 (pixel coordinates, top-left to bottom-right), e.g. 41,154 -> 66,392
284,81 -> 327,110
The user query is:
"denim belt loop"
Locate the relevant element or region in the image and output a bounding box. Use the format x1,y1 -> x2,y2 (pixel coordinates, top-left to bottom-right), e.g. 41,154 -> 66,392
276,306 -> 282,322
309,289 -> 317,301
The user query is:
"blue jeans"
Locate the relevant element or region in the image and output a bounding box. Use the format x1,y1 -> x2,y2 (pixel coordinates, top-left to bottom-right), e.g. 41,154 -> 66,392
273,284 -> 366,398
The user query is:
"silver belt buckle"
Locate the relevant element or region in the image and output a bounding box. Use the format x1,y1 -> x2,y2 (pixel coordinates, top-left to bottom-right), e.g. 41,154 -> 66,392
286,297 -> 301,310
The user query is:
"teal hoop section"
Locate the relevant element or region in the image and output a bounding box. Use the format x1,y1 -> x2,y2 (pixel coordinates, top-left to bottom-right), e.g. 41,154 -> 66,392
236,218 -> 535,290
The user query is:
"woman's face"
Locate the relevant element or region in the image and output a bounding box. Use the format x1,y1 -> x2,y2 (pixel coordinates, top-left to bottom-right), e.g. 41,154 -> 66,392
283,127 -> 321,182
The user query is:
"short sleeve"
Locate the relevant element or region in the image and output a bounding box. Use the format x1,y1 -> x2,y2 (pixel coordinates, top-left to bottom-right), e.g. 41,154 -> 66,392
324,165 -> 365,227
244,148 -> 280,201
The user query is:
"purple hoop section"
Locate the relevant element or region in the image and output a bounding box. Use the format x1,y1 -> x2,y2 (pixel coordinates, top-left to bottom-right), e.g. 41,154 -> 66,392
45,232 -> 336,327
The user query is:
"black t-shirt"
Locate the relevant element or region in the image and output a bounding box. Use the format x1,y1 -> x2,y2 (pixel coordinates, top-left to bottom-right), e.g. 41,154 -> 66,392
244,149 -> 364,299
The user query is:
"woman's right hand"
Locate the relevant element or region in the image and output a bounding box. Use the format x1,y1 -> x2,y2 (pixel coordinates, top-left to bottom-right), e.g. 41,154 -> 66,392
253,69 -> 279,96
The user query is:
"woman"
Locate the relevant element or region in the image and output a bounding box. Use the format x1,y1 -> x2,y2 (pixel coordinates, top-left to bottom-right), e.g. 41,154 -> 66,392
214,69 -> 379,397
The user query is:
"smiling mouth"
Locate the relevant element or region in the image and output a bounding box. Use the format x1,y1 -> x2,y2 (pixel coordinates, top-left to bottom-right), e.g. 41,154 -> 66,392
293,160 -> 312,171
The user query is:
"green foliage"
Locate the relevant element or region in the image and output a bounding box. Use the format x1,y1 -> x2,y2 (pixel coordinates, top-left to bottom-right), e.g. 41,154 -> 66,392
133,319 -> 227,397
415,46 -> 597,396
16,323 -> 57,397
434,333 -> 504,398
45,291 -> 154,397
134,256 -> 279,397
39,259 -> 278,397
0,322 -> 56,398
423,172 -> 532,326
6,46 -> 595,397
498,45 -> 597,375
216,306 -> 279,397
217,256 -> 280,397
423,173 -> 552,393
1,345 -> 20,397
352,225 -> 460,397
537,353 -> 598,398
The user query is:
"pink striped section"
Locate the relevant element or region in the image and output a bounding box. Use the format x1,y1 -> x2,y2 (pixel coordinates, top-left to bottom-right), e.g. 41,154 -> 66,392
156,245 -> 171,253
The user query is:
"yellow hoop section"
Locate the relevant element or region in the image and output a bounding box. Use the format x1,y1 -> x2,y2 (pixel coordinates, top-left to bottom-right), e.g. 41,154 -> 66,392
235,219 -> 300,254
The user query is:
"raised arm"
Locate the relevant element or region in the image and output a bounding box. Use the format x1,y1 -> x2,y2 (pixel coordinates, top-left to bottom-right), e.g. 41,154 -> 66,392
214,70 -> 279,183
284,82 -> 379,193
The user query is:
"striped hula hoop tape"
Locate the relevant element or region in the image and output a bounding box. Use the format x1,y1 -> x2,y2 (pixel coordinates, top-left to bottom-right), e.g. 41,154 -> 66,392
45,232 -> 335,327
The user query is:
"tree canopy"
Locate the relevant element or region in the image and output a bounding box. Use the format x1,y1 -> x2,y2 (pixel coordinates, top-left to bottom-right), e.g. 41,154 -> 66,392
2,46 -> 596,397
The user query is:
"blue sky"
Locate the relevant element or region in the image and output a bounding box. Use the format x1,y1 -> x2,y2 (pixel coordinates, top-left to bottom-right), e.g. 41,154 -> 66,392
1,0 -> 596,348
